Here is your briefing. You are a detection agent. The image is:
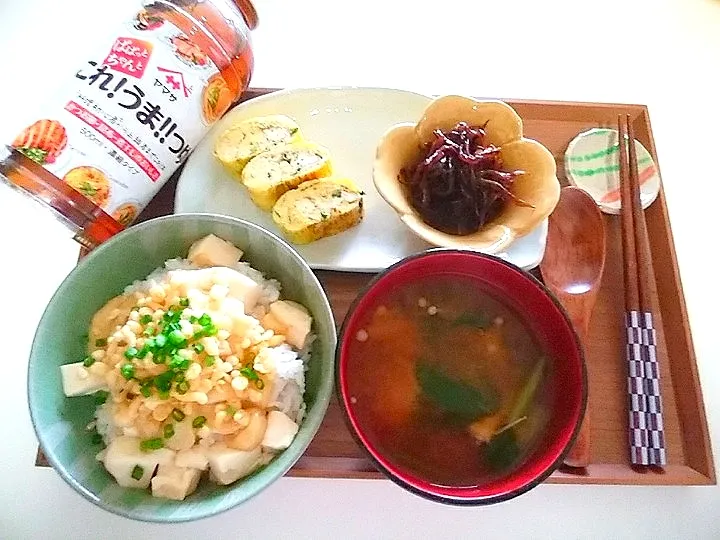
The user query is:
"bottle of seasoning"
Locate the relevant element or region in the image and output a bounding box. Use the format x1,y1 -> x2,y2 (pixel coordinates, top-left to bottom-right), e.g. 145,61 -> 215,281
0,0 -> 258,248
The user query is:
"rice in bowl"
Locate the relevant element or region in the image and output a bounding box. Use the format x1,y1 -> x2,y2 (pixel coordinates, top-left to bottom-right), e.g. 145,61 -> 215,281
60,233 -> 315,500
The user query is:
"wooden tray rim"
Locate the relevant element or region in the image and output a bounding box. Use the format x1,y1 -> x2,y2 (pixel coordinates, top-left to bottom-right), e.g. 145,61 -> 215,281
34,89 -> 715,487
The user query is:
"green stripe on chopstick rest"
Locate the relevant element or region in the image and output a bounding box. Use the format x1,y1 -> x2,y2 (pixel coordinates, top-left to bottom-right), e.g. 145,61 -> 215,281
569,156 -> 652,177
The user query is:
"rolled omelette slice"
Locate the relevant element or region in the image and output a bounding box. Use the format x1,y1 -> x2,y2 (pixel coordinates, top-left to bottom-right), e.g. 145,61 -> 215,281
272,178 -> 364,244
213,115 -> 302,176
241,141 -> 333,211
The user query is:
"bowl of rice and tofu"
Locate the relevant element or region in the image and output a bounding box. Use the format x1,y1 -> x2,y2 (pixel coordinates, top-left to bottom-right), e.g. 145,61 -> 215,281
27,214 -> 336,522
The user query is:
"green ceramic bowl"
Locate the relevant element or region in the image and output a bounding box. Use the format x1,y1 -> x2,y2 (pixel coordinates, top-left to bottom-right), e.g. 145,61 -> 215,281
27,214 -> 336,522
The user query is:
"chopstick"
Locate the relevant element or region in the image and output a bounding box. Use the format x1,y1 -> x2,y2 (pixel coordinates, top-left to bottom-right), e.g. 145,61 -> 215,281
617,114 -> 667,466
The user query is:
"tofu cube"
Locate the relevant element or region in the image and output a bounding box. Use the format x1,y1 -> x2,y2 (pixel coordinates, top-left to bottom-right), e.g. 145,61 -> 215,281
60,362 -> 109,397
175,446 -> 209,470
223,298 -> 261,337
164,419 -> 195,451
268,300 -> 312,349
184,267 -> 261,312
188,234 -> 243,267
206,444 -> 262,485
220,296 -> 246,319
262,411 -> 299,452
220,268 -> 261,311
151,464 -> 202,500
101,436 -> 175,489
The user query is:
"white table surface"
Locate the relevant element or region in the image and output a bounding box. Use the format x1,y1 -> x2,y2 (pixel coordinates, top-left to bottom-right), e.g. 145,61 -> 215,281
1,0 -> 719,538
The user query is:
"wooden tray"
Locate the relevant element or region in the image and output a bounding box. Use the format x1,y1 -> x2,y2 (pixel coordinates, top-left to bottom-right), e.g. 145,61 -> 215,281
36,89 -> 715,486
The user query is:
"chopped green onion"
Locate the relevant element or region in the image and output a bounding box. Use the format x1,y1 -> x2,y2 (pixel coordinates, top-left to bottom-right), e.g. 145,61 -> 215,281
171,408 -> 185,422
204,325 -> 218,336
94,390 -> 109,405
240,363 -> 263,389
239,366 -> 259,381
124,347 -> 139,359
153,371 -> 174,392
198,313 -> 212,326
205,356 -> 216,367
140,378 -> 153,397
91,432 -> 103,444
83,356 -> 96,367
131,464 -> 144,480
163,424 -> 175,439
167,329 -> 186,347
189,315 -> 199,323
120,363 -> 135,380
192,343 -> 205,354
169,355 -> 183,369
143,327 -> 155,337
167,325 -> 182,337
158,390 -> 170,400
226,405 -> 237,417
179,297 -> 190,307
176,381 -> 189,394
169,355 -> 190,372
140,438 -> 164,451
139,314 -> 153,325
95,338 -> 107,347
192,416 -> 206,428
152,355 -> 165,365
154,334 -> 167,348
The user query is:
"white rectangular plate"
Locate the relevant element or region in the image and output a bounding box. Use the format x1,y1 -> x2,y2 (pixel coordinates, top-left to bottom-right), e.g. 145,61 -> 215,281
175,87 -> 546,272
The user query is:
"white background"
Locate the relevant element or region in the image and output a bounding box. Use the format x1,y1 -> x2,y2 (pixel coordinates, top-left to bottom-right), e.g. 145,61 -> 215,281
1,0 -> 719,538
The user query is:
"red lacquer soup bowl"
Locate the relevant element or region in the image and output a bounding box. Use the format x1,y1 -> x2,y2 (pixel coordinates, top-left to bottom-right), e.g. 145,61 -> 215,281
335,249 -> 586,505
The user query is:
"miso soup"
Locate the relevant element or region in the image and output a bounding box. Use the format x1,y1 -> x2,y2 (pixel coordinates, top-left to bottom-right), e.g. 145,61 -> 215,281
345,275 -> 553,487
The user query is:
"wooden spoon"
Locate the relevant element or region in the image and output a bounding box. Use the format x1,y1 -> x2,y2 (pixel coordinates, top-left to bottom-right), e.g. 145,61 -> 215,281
540,186 -> 606,468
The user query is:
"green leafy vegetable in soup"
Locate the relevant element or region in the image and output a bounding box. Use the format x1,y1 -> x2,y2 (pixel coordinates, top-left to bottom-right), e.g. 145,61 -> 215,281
416,363 -> 498,419
346,275 -> 553,486
483,429 -> 520,471
453,310 -> 491,329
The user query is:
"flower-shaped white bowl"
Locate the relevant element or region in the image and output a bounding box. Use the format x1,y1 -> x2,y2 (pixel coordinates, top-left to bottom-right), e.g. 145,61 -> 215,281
373,95 -> 561,253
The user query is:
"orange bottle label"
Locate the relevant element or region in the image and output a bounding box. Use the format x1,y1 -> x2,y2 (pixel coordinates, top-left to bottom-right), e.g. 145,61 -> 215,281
10,9 -> 227,226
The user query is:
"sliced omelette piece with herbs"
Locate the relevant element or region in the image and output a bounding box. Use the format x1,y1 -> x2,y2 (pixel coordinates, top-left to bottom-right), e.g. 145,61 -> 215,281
241,141 -> 333,211
213,115 -> 302,176
272,178 -> 364,244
